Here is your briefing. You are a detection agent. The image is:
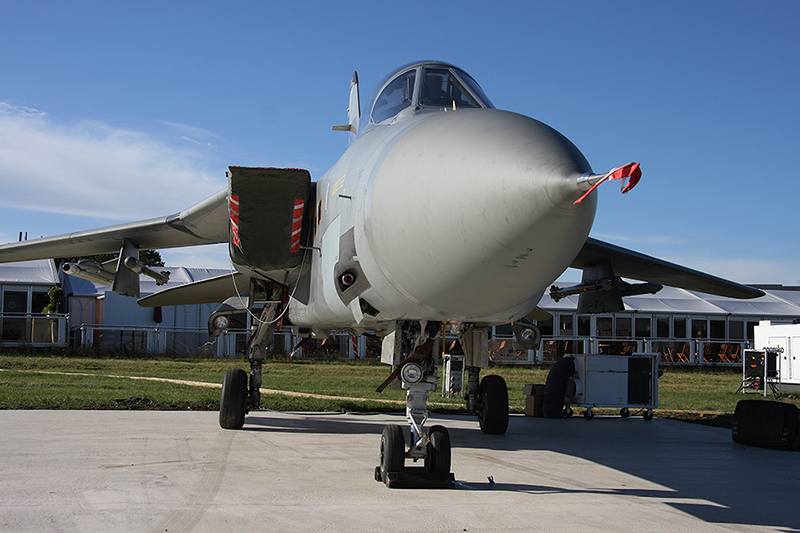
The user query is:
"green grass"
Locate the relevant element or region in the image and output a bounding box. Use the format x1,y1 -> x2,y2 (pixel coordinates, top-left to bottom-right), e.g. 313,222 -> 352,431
0,370 -> 221,410
0,353 -> 797,428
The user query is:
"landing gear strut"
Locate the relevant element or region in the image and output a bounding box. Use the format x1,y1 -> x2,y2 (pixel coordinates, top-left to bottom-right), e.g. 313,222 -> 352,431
374,322 -> 512,486
218,283 -> 283,430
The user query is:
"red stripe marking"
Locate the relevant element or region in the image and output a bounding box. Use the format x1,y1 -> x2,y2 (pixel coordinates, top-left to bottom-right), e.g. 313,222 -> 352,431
229,195 -> 240,247
290,199 -> 304,252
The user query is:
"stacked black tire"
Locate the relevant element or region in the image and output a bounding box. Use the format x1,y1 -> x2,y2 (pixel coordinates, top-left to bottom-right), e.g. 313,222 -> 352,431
732,399 -> 800,450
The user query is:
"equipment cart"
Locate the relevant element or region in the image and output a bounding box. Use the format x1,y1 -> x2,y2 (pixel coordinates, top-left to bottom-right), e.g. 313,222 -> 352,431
564,353 -> 660,420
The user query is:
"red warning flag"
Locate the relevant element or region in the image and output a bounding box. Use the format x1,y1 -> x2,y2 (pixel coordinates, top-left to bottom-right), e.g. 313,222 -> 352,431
574,162 -> 642,205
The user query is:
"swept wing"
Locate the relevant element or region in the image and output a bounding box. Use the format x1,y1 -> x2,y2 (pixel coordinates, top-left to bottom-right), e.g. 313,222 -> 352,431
137,271 -> 247,307
572,237 -> 764,299
0,189 -> 229,261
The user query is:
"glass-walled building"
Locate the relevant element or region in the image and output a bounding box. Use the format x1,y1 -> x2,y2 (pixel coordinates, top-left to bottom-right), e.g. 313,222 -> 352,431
0,259 -> 67,346
3,258 -> 799,364
490,285 -> 800,366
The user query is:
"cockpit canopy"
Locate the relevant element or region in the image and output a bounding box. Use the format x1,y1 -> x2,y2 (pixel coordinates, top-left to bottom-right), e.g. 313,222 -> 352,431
364,61 -> 494,129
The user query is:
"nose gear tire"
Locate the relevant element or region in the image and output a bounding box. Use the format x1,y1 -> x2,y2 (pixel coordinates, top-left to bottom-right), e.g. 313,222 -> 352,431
424,425 -> 451,474
380,424 -> 405,482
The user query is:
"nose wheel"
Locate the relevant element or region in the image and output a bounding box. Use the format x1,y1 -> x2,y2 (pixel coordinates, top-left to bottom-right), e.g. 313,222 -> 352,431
376,424 -> 405,483
424,425 -> 451,474
375,423 -> 455,488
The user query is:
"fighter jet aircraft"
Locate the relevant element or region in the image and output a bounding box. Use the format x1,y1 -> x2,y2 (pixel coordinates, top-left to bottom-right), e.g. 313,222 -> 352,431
0,60 -> 762,486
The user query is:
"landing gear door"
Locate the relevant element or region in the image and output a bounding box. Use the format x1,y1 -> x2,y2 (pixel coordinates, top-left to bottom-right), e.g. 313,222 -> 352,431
461,327 -> 488,368
228,167 -> 312,272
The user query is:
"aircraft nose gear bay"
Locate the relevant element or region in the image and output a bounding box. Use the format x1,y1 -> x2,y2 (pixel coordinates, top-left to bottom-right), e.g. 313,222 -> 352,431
0,60 -> 764,488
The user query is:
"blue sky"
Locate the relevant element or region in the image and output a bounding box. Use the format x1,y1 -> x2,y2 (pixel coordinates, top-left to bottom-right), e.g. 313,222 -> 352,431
1,1 -> 798,285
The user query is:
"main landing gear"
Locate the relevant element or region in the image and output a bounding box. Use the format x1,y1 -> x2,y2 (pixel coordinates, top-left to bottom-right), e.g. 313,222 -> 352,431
467,371 -> 509,435
218,282 -> 283,430
375,323 -> 510,488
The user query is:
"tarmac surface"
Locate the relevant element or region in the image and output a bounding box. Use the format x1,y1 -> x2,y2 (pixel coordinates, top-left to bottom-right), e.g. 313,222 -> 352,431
1,409 -> 799,532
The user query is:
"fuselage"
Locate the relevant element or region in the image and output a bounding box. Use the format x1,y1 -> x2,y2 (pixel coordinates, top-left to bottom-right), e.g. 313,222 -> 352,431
288,62 -> 597,330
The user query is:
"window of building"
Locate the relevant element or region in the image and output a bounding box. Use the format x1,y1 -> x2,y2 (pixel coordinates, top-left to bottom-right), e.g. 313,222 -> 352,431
674,317 -> 687,338
729,320 -> 744,340
559,314 -> 574,336
597,317 -> 612,338
656,316 -> 670,338
577,315 -> 590,336
635,317 -> 652,338
32,290 -> 49,313
2,290 -> 27,314
692,319 -> 708,339
747,321 -> 760,341
1,290 -> 28,341
616,316 -> 632,338
710,319 -> 726,340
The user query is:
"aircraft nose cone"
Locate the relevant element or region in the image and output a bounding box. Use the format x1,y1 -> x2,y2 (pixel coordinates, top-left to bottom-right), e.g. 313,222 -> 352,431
365,109 -> 597,319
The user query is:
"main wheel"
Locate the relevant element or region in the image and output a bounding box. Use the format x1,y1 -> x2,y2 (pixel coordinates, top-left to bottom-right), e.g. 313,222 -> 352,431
219,368 -> 248,429
478,374 -> 509,435
620,408 -> 630,418
380,424 -> 405,482
584,407 -> 594,420
424,425 -> 451,474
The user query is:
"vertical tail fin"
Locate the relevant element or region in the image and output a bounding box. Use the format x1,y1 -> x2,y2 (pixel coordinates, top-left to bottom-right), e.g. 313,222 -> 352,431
332,72 -> 360,142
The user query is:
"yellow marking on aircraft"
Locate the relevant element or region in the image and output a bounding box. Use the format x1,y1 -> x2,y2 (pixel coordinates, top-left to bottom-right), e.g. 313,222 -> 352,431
332,175 -> 346,196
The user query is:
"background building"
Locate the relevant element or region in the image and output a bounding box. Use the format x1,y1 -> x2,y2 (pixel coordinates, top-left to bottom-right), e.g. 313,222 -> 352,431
498,284 -> 800,366
0,259 -> 65,345
2,260 -> 799,367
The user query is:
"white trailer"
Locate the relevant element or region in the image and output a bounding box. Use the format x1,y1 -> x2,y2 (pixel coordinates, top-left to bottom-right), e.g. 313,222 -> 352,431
564,353 -> 660,420
753,320 -> 800,391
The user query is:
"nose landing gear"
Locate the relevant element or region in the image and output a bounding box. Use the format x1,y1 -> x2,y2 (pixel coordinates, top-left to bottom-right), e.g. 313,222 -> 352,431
375,323 -> 510,488
375,362 -> 455,489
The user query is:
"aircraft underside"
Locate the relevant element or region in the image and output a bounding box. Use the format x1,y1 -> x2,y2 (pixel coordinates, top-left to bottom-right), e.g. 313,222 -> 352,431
217,301 -> 523,487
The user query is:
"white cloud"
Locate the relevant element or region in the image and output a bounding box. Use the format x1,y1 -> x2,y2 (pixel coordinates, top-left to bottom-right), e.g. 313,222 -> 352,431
158,120 -> 218,150
0,102 -> 226,220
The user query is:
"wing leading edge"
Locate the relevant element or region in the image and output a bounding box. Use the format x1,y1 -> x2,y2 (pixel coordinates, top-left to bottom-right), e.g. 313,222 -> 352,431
137,271 -> 248,307
0,189 -> 229,262
571,237 -> 764,299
